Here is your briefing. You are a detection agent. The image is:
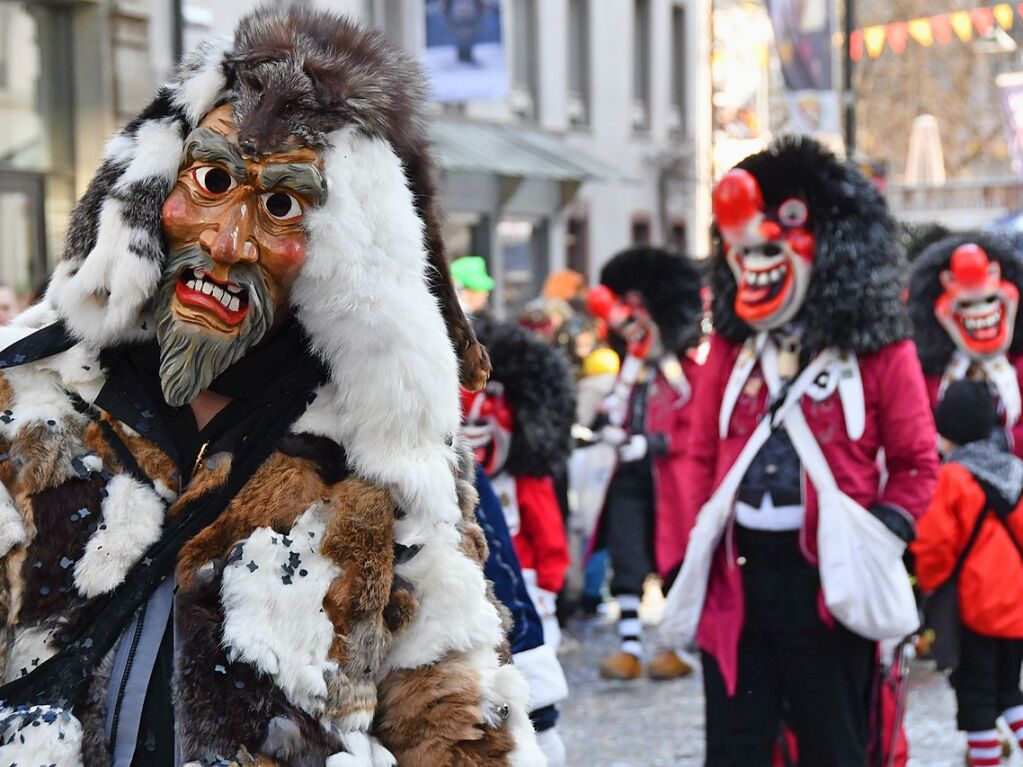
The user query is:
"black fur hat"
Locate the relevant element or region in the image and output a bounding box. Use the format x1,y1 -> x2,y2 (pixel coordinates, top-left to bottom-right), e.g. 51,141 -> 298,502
473,318 -> 575,477
908,232 -> 1023,375
598,246 -> 703,355
711,136 -> 910,355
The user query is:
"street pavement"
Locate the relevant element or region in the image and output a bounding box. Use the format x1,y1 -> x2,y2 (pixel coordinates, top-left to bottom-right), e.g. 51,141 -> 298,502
557,616 -> 1023,767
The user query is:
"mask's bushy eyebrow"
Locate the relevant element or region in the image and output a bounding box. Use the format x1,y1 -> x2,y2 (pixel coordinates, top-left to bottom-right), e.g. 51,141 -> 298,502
182,127 -> 248,180
259,164 -> 327,205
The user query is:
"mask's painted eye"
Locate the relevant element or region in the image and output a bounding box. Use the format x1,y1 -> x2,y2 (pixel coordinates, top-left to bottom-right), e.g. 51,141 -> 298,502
261,191 -> 303,221
193,166 -> 237,195
778,198 -> 809,228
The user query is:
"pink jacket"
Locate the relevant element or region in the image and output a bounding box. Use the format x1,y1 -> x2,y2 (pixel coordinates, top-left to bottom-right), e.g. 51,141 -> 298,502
924,352 -> 1023,458
650,355 -> 701,576
685,335 -> 938,695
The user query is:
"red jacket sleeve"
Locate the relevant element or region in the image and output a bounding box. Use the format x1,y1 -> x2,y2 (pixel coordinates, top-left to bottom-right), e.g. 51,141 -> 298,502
514,475 -> 570,593
682,335 -> 733,526
874,340 -> 940,521
912,464 -> 969,592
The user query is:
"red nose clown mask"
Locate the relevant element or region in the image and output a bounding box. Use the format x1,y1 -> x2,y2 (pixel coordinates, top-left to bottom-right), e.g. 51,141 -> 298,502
713,168 -> 815,330
460,383 -> 513,476
935,244 -> 1019,359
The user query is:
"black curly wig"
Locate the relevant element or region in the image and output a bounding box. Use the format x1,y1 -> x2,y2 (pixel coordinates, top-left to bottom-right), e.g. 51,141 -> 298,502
898,221 -> 952,265
598,246 -> 704,355
711,136 -> 910,355
908,232 -> 1023,375
473,318 -> 576,477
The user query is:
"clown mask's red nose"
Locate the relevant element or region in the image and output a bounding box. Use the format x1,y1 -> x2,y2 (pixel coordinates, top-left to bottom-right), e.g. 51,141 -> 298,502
951,243 -> 991,290
713,169 -> 764,239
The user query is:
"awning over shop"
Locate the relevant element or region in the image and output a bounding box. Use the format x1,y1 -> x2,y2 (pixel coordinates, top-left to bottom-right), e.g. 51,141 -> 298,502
429,120 -> 622,183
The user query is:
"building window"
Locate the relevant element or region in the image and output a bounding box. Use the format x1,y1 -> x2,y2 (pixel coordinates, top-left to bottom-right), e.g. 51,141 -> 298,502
566,213 -> 589,277
669,4 -> 687,136
632,0 -> 651,133
567,0 -> 590,128
669,219 -> 688,255
631,215 -> 652,245
511,0 -> 538,121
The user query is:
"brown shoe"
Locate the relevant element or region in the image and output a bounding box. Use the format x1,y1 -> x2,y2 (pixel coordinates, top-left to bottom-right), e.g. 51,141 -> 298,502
598,650 -> 643,680
648,649 -> 694,680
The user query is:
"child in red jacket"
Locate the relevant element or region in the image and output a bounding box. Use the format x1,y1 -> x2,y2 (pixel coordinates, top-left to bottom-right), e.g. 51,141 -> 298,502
913,380 -> 1023,767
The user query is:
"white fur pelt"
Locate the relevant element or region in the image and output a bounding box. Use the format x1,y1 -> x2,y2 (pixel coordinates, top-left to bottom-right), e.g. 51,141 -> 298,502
220,503 -> 342,717
292,127 -> 462,524
0,705 -> 84,766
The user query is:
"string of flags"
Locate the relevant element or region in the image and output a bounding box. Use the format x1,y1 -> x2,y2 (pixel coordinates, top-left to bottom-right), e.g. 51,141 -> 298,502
850,4 -> 1021,61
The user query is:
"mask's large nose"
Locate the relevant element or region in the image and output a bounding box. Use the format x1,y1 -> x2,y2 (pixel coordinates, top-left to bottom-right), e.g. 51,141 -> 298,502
199,201 -> 258,275
713,169 -> 765,246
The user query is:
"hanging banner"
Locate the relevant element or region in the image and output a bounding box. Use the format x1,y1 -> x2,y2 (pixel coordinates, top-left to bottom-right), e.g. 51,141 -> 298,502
422,0 -> 507,102
766,0 -> 840,135
998,72 -> 1023,176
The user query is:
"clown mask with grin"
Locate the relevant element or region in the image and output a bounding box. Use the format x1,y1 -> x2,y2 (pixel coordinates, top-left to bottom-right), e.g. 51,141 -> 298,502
156,104 -> 326,406
935,243 -> 1020,361
713,168 -> 815,331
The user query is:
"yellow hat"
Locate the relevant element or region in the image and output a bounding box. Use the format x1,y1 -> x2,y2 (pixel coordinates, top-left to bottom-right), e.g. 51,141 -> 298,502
583,347 -> 620,377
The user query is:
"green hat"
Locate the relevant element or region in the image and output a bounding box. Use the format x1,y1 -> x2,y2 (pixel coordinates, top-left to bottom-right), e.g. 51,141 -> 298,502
450,256 -> 495,292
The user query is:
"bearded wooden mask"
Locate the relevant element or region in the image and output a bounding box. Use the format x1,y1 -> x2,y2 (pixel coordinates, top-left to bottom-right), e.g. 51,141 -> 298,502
156,104 -> 327,406
935,243 -> 1020,361
713,168 -> 815,331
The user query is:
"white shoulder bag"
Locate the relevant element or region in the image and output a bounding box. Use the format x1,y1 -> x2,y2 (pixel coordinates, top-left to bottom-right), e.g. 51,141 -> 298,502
762,347 -> 919,641
659,348 -> 830,649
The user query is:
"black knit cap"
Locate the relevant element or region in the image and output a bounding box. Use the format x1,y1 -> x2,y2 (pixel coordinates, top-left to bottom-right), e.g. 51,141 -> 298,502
934,379 -> 999,446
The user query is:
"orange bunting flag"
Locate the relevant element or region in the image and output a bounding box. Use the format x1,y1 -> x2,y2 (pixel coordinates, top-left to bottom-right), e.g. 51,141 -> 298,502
850,29 -> 864,62
887,21 -> 909,54
971,6 -> 995,36
995,3 -> 1015,29
908,17 -> 935,46
864,24 -> 888,57
1019,2 -> 1023,21
931,14 -> 954,44
950,10 -> 974,41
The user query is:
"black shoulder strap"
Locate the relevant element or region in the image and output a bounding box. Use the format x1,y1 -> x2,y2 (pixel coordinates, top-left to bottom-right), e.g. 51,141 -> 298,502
950,506 -> 989,581
0,320 -> 76,370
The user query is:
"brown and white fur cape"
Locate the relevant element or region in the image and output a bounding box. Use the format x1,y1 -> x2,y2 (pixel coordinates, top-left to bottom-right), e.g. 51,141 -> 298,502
0,7 -> 540,766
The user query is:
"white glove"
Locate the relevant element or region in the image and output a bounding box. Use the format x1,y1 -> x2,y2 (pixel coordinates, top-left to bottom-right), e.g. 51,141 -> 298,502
600,424 -> 628,446
536,727 -> 567,767
618,434 -> 648,462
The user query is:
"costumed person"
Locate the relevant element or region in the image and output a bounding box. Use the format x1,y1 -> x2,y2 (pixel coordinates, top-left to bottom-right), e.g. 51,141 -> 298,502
913,380 -> 1023,767
0,7 -> 549,767
586,246 -> 703,682
442,0 -> 487,65
451,255 -> 495,317
662,137 -> 938,766
908,233 -> 1023,456
461,318 -> 574,652
474,465 -> 569,767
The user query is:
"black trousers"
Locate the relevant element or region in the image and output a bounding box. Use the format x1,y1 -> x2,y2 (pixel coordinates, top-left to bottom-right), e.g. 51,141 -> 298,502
604,462 -> 655,596
951,625 -> 1023,731
703,527 -> 875,767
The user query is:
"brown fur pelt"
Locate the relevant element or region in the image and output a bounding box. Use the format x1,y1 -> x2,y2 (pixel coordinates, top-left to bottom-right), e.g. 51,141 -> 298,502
375,652 -> 516,766
228,5 -> 490,390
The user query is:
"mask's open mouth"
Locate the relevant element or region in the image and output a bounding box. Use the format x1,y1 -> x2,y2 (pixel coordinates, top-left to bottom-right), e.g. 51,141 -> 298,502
954,297 -> 1008,353
736,256 -> 794,322
174,268 -> 250,328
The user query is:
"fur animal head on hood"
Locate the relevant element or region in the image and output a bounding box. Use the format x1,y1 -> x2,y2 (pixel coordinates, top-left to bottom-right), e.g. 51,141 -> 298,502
472,318 -> 575,477
908,232 -> 1023,375
598,246 -> 704,356
46,4 -> 489,391
711,136 -> 910,355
